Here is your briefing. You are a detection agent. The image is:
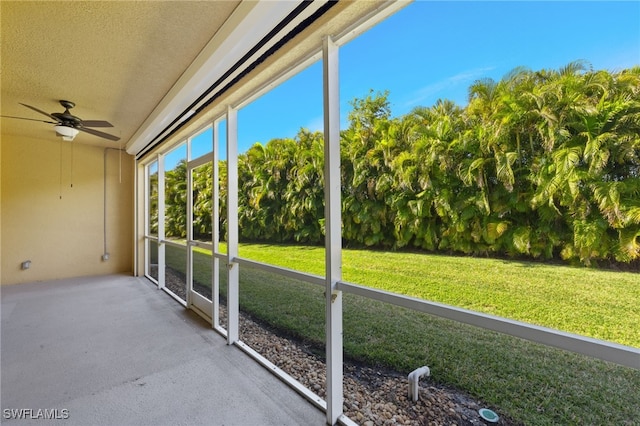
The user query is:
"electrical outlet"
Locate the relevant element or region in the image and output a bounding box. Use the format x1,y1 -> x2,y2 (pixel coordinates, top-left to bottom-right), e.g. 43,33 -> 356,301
102,253 -> 110,261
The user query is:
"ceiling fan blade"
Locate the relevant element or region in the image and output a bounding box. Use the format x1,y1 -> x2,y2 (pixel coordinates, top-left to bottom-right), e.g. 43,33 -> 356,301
81,120 -> 114,128
78,126 -> 121,141
0,115 -> 58,124
20,103 -> 60,122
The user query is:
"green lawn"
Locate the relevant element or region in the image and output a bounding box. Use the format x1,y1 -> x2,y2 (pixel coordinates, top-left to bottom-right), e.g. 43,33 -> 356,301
236,243 -> 640,347
167,243 -> 640,425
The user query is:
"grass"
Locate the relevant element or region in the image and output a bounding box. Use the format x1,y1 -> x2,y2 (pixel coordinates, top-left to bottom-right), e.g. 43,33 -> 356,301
237,243 -> 640,347
167,243 -> 640,425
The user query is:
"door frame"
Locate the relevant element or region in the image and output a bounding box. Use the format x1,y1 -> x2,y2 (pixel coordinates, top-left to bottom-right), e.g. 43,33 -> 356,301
187,154 -> 215,319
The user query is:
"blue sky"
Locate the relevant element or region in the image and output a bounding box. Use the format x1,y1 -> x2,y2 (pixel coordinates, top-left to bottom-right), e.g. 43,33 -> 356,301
233,1 -> 639,156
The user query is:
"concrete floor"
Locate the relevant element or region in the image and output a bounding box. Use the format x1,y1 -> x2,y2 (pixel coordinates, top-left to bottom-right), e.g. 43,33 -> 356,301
1,274 -> 325,425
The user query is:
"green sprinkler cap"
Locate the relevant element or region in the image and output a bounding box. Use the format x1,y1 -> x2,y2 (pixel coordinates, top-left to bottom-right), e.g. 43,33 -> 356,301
479,408 -> 499,423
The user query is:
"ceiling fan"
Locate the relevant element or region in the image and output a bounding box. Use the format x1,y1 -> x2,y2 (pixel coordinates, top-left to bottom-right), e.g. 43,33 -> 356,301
2,100 -> 120,141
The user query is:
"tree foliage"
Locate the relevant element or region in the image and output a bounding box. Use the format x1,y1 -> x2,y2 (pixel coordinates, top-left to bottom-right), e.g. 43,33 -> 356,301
161,63 -> 640,267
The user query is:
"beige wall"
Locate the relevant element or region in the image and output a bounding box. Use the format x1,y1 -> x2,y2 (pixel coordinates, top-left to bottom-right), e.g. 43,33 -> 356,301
1,135 -> 133,285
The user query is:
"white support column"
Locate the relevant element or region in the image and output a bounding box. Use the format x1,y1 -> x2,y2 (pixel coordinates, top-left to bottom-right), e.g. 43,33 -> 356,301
226,106 -> 240,344
323,35 -> 343,426
158,154 -> 166,290
186,138 -> 193,307
142,164 -> 149,277
134,163 -> 139,277
186,156 -> 194,308
212,120 -> 220,328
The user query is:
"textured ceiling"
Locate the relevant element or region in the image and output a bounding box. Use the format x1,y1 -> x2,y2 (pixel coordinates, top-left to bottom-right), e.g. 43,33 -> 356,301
1,1 -> 241,148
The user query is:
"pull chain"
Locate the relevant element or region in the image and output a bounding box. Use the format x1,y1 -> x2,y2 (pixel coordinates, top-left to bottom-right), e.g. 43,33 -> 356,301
59,139 -> 63,199
70,142 -> 74,188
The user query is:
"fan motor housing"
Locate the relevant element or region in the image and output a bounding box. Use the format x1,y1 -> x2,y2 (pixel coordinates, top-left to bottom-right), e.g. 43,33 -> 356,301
52,100 -> 82,127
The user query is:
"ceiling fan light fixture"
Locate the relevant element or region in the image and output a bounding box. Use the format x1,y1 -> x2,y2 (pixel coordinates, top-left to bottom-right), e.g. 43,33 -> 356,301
54,125 -> 79,141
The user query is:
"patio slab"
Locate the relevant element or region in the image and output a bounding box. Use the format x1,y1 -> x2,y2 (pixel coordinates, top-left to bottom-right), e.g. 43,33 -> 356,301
1,274 -> 325,425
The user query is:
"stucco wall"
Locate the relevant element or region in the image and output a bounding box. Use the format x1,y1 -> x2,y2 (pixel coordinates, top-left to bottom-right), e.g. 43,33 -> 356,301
1,135 -> 133,285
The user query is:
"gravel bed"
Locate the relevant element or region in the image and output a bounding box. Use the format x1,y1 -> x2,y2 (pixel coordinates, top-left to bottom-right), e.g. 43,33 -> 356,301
225,307 -> 514,426
151,266 -> 211,301
156,266 -> 514,425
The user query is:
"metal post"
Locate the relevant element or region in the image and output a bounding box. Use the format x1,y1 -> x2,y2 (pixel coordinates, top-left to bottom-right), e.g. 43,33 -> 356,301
134,163 -> 140,277
212,120 -> 220,328
142,165 -> 149,277
186,154 -> 194,308
323,35 -> 343,425
226,106 -> 240,344
158,154 -> 166,290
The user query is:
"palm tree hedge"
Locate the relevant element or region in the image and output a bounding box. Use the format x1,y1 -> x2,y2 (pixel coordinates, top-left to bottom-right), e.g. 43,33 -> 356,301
165,62 -> 640,268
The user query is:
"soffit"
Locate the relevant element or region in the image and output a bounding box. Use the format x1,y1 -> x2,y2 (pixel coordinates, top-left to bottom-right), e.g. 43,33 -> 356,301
142,0 -> 401,158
